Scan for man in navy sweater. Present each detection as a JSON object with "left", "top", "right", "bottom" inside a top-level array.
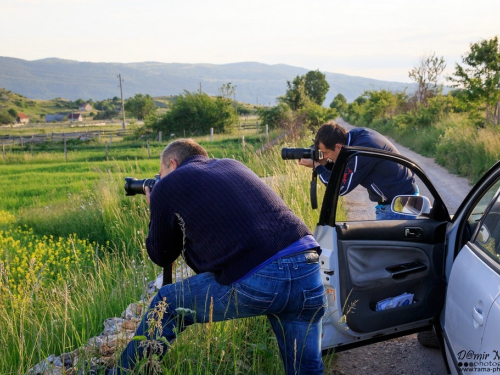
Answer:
[
  {"left": 113, "top": 139, "right": 326, "bottom": 374},
  {"left": 298, "top": 121, "right": 418, "bottom": 220}
]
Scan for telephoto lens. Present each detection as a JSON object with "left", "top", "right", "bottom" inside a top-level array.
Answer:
[
  {"left": 281, "top": 147, "right": 313, "bottom": 160},
  {"left": 124, "top": 174, "right": 160, "bottom": 196}
]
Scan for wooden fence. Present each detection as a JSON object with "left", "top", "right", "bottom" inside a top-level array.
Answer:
[{"left": 0, "top": 129, "right": 135, "bottom": 146}]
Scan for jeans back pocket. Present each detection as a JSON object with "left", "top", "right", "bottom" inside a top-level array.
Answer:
[
  {"left": 220, "top": 282, "right": 278, "bottom": 317},
  {"left": 298, "top": 284, "right": 327, "bottom": 322}
]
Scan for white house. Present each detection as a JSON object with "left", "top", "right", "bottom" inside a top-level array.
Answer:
[
  {"left": 79, "top": 103, "right": 92, "bottom": 112},
  {"left": 68, "top": 113, "right": 83, "bottom": 122}
]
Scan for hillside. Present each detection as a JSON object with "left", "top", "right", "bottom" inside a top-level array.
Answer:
[{"left": 0, "top": 57, "right": 416, "bottom": 105}]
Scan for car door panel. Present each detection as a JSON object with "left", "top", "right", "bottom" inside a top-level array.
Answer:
[{"left": 337, "top": 222, "right": 447, "bottom": 334}]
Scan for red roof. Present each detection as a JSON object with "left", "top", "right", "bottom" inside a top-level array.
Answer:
[{"left": 17, "top": 112, "right": 28, "bottom": 119}]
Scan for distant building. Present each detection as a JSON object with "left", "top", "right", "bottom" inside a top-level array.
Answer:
[
  {"left": 79, "top": 103, "right": 92, "bottom": 112},
  {"left": 45, "top": 114, "right": 65, "bottom": 122},
  {"left": 16, "top": 112, "right": 29, "bottom": 124},
  {"left": 68, "top": 113, "right": 83, "bottom": 122}
]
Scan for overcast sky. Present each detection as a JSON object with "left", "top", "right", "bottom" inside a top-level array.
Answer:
[{"left": 1, "top": 0, "right": 498, "bottom": 83}]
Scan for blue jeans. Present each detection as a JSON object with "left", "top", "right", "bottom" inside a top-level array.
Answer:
[
  {"left": 375, "top": 204, "right": 416, "bottom": 220},
  {"left": 115, "top": 251, "right": 327, "bottom": 375}
]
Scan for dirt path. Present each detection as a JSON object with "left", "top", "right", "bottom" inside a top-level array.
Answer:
[{"left": 326, "top": 118, "right": 473, "bottom": 375}]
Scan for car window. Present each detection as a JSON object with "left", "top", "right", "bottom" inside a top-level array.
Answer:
[
  {"left": 338, "top": 155, "right": 437, "bottom": 222},
  {"left": 473, "top": 186, "right": 500, "bottom": 266}
]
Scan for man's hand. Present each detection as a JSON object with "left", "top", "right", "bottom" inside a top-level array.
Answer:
[
  {"left": 298, "top": 158, "right": 328, "bottom": 169},
  {"left": 298, "top": 158, "right": 314, "bottom": 168},
  {"left": 145, "top": 186, "right": 151, "bottom": 207}
]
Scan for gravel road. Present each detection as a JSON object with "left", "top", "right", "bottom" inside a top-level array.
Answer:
[{"left": 325, "top": 119, "right": 473, "bottom": 375}]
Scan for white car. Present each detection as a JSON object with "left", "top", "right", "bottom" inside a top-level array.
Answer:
[{"left": 317, "top": 146, "right": 500, "bottom": 375}]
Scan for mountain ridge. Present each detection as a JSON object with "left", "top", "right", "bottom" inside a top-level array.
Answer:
[{"left": 0, "top": 56, "right": 416, "bottom": 105}]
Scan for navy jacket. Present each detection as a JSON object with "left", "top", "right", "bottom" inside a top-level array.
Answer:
[
  {"left": 315, "top": 128, "right": 417, "bottom": 203},
  {"left": 146, "top": 155, "right": 313, "bottom": 285}
]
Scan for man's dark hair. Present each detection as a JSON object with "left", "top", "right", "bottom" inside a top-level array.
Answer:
[
  {"left": 314, "top": 121, "right": 348, "bottom": 150},
  {"left": 161, "top": 138, "right": 208, "bottom": 166}
]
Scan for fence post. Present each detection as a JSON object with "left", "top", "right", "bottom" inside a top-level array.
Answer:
[
  {"left": 265, "top": 124, "right": 269, "bottom": 139},
  {"left": 64, "top": 136, "right": 67, "bottom": 161},
  {"left": 210, "top": 128, "right": 214, "bottom": 141},
  {"left": 110, "top": 134, "right": 112, "bottom": 146},
  {"left": 242, "top": 135, "right": 245, "bottom": 150},
  {"left": 256, "top": 121, "right": 259, "bottom": 131},
  {"left": 31, "top": 145, "right": 34, "bottom": 157},
  {"left": 105, "top": 141, "right": 108, "bottom": 161},
  {"left": 147, "top": 139, "right": 150, "bottom": 159},
  {"left": 2, "top": 142, "right": 4, "bottom": 159},
  {"left": 20, "top": 136, "right": 23, "bottom": 147},
  {"left": 159, "top": 131, "right": 162, "bottom": 144}
]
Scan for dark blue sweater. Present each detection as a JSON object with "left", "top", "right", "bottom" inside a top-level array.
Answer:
[
  {"left": 146, "top": 155, "right": 313, "bottom": 285},
  {"left": 315, "top": 127, "right": 417, "bottom": 203}
]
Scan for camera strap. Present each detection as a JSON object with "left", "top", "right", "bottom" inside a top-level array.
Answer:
[{"left": 310, "top": 170, "right": 318, "bottom": 210}]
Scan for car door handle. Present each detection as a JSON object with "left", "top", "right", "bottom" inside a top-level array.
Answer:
[{"left": 472, "top": 306, "right": 484, "bottom": 326}]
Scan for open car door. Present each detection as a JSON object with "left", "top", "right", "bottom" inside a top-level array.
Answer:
[{"left": 316, "top": 146, "right": 451, "bottom": 353}]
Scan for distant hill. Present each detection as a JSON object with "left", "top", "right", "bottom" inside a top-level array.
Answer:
[{"left": 0, "top": 56, "right": 416, "bottom": 105}]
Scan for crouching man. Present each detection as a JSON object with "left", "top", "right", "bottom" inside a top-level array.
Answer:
[{"left": 111, "top": 139, "right": 327, "bottom": 374}]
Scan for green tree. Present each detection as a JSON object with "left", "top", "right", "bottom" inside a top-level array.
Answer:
[
  {"left": 329, "top": 93, "right": 348, "bottom": 114},
  {"left": 93, "top": 110, "right": 115, "bottom": 120},
  {"left": 304, "top": 70, "right": 330, "bottom": 106},
  {"left": 7, "top": 108, "right": 17, "bottom": 118},
  {"left": 257, "top": 102, "right": 294, "bottom": 129},
  {"left": 409, "top": 53, "right": 446, "bottom": 106},
  {"left": 124, "top": 94, "right": 157, "bottom": 120},
  {"left": 298, "top": 102, "right": 337, "bottom": 129},
  {"left": 283, "top": 75, "right": 310, "bottom": 111},
  {"left": 449, "top": 37, "right": 500, "bottom": 125}
]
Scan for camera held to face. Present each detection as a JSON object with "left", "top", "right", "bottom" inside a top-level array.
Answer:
[
  {"left": 281, "top": 146, "right": 324, "bottom": 161},
  {"left": 124, "top": 174, "right": 160, "bottom": 196}
]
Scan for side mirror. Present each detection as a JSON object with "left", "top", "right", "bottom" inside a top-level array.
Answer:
[{"left": 391, "top": 195, "right": 432, "bottom": 216}]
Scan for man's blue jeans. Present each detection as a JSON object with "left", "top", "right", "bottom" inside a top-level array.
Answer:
[{"left": 115, "top": 252, "right": 327, "bottom": 374}]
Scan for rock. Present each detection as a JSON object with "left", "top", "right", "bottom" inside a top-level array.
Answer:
[
  {"left": 28, "top": 360, "right": 49, "bottom": 375},
  {"left": 98, "top": 344, "right": 115, "bottom": 357},
  {"left": 121, "top": 320, "right": 139, "bottom": 331},
  {"left": 102, "top": 318, "right": 124, "bottom": 335},
  {"left": 121, "top": 303, "right": 143, "bottom": 320}
]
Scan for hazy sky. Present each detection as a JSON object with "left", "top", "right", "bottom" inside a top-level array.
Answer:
[{"left": 1, "top": 0, "right": 498, "bottom": 83}]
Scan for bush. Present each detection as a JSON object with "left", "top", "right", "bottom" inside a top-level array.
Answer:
[
  {"left": 0, "top": 111, "right": 14, "bottom": 125},
  {"left": 151, "top": 91, "right": 238, "bottom": 136}
]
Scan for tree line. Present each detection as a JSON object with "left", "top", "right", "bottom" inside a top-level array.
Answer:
[{"left": 337, "top": 36, "right": 500, "bottom": 129}]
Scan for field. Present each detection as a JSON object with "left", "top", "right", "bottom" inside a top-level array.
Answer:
[{"left": 0, "top": 122, "right": 334, "bottom": 374}]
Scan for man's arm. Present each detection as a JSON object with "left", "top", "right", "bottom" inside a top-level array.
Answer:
[
  {"left": 298, "top": 159, "right": 333, "bottom": 186},
  {"left": 338, "top": 156, "right": 375, "bottom": 196},
  {"left": 145, "top": 186, "right": 183, "bottom": 269}
]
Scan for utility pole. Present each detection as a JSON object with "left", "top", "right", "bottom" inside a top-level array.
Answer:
[
  {"left": 199, "top": 82, "right": 202, "bottom": 94},
  {"left": 118, "top": 74, "right": 126, "bottom": 129}
]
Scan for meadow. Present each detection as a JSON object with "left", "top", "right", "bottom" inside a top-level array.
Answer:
[{"left": 0, "top": 124, "right": 335, "bottom": 374}]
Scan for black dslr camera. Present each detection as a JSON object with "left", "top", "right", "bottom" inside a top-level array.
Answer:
[
  {"left": 281, "top": 146, "right": 323, "bottom": 161},
  {"left": 281, "top": 145, "right": 324, "bottom": 210},
  {"left": 124, "top": 174, "right": 160, "bottom": 196}
]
